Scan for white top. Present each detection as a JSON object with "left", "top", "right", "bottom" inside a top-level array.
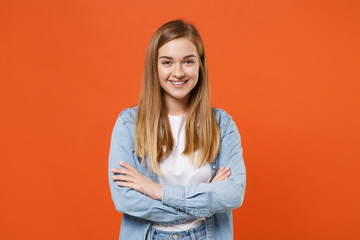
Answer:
[{"left": 152, "top": 115, "right": 211, "bottom": 231}]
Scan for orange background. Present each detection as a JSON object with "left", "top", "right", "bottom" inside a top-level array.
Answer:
[{"left": 1, "top": 0, "right": 359, "bottom": 239}]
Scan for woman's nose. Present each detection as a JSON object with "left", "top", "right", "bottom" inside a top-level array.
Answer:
[{"left": 173, "top": 63, "right": 185, "bottom": 78}]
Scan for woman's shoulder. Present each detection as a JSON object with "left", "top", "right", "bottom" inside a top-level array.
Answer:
[
  {"left": 212, "top": 107, "right": 233, "bottom": 126},
  {"left": 112, "top": 106, "right": 137, "bottom": 138},
  {"left": 117, "top": 106, "right": 138, "bottom": 124},
  {"left": 212, "top": 107, "right": 239, "bottom": 139}
]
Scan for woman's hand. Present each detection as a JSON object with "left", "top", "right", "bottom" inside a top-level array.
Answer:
[
  {"left": 111, "top": 161, "right": 163, "bottom": 200},
  {"left": 211, "top": 166, "right": 231, "bottom": 183}
]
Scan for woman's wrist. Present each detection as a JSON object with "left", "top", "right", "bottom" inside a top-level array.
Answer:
[{"left": 156, "top": 184, "right": 163, "bottom": 200}]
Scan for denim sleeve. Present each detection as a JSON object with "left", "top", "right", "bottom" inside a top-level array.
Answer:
[
  {"left": 108, "top": 115, "right": 197, "bottom": 225},
  {"left": 162, "top": 118, "right": 246, "bottom": 217}
]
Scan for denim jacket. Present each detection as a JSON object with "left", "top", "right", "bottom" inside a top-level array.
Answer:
[{"left": 108, "top": 106, "right": 246, "bottom": 240}]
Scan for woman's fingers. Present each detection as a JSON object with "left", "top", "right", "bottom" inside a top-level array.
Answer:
[
  {"left": 211, "top": 166, "right": 231, "bottom": 182},
  {"left": 216, "top": 167, "right": 228, "bottom": 177},
  {"left": 111, "top": 168, "right": 126, "bottom": 174},
  {"left": 111, "top": 174, "right": 129, "bottom": 181},
  {"left": 218, "top": 171, "right": 231, "bottom": 181},
  {"left": 111, "top": 162, "right": 144, "bottom": 187},
  {"left": 116, "top": 180, "right": 131, "bottom": 188},
  {"left": 111, "top": 171, "right": 138, "bottom": 190},
  {"left": 119, "top": 161, "right": 141, "bottom": 176},
  {"left": 111, "top": 161, "right": 139, "bottom": 178},
  {"left": 211, "top": 167, "right": 223, "bottom": 182},
  {"left": 111, "top": 162, "right": 163, "bottom": 200},
  {"left": 119, "top": 161, "right": 138, "bottom": 172}
]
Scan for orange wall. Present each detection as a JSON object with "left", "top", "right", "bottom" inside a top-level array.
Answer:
[{"left": 1, "top": 0, "right": 359, "bottom": 239}]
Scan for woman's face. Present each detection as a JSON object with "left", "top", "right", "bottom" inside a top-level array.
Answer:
[{"left": 157, "top": 37, "right": 200, "bottom": 107}]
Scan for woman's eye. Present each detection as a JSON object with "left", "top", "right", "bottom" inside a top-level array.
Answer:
[
  {"left": 162, "top": 61, "right": 172, "bottom": 65},
  {"left": 185, "top": 60, "right": 194, "bottom": 64}
]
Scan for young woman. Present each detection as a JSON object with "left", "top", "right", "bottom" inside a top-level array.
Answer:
[{"left": 108, "top": 20, "right": 246, "bottom": 240}]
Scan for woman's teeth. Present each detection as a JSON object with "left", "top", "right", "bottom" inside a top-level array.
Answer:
[{"left": 170, "top": 81, "right": 187, "bottom": 85}]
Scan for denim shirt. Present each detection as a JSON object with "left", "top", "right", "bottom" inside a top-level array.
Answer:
[{"left": 108, "top": 107, "right": 246, "bottom": 240}]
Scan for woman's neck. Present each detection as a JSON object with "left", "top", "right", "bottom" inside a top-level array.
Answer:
[{"left": 164, "top": 94, "right": 189, "bottom": 116}]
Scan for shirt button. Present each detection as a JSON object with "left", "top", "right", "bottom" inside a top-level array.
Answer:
[{"left": 212, "top": 165, "right": 216, "bottom": 169}]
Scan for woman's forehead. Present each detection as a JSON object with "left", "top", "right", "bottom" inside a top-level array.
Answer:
[{"left": 158, "top": 38, "right": 198, "bottom": 58}]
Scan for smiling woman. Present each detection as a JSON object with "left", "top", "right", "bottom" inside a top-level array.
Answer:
[
  {"left": 108, "top": 20, "right": 246, "bottom": 240},
  {"left": 157, "top": 38, "right": 199, "bottom": 110}
]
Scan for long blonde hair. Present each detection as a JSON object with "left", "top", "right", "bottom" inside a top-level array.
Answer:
[{"left": 135, "top": 20, "right": 220, "bottom": 174}]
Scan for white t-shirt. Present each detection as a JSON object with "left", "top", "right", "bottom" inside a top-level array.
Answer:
[{"left": 152, "top": 115, "right": 211, "bottom": 231}]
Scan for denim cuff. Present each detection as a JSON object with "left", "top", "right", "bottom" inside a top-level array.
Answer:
[{"left": 162, "top": 185, "right": 185, "bottom": 209}]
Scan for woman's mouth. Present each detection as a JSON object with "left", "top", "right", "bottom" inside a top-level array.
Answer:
[{"left": 169, "top": 80, "right": 188, "bottom": 88}]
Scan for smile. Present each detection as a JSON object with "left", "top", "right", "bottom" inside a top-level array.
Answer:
[{"left": 169, "top": 80, "right": 188, "bottom": 85}]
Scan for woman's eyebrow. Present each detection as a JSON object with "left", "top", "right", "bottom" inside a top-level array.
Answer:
[
  {"left": 183, "top": 54, "right": 197, "bottom": 59},
  {"left": 159, "top": 56, "right": 173, "bottom": 59},
  {"left": 159, "top": 55, "right": 197, "bottom": 59}
]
